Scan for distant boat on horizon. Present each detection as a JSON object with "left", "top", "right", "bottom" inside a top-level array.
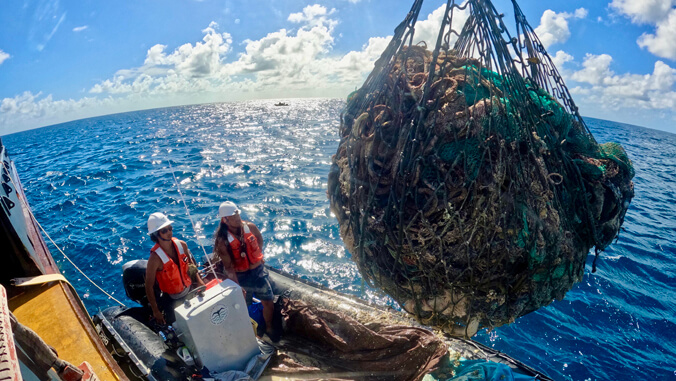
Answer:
[{"left": 274, "top": 102, "right": 289, "bottom": 106}]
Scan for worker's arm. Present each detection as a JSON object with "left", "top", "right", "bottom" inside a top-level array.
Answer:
[
  {"left": 181, "top": 241, "right": 205, "bottom": 286},
  {"left": 249, "top": 222, "right": 265, "bottom": 262},
  {"left": 145, "top": 254, "right": 165, "bottom": 324}
]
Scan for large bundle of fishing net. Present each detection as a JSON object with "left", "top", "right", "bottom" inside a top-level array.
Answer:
[{"left": 328, "top": 0, "right": 634, "bottom": 337}]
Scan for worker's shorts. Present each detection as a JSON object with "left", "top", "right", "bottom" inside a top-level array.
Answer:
[{"left": 236, "top": 264, "right": 274, "bottom": 304}]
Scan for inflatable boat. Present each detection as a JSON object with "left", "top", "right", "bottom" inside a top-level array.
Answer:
[{"left": 93, "top": 259, "right": 554, "bottom": 380}]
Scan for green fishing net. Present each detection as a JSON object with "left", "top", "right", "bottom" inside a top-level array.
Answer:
[{"left": 327, "top": 0, "right": 634, "bottom": 337}]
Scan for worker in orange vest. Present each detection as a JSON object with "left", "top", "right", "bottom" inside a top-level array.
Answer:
[
  {"left": 145, "top": 212, "right": 204, "bottom": 324},
  {"left": 213, "top": 201, "right": 278, "bottom": 341}
]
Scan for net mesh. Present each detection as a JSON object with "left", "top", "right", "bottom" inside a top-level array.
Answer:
[{"left": 328, "top": 0, "right": 635, "bottom": 337}]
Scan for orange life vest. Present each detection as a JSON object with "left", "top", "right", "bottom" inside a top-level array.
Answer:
[
  {"left": 151, "top": 237, "right": 192, "bottom": 295},
  {"left": 228, "top": 223, "right": 264, "bottom": 272}
]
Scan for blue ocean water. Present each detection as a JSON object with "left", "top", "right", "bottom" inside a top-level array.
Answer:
[{"left": 3, "top": 99, "right": 675, "bottom": 380}]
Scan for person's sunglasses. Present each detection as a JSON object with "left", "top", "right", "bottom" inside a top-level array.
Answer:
[
  {"left": 224, "top": 212, "right": 239, "bottom": 220},
  {"left": 160, "top": 226, "right": 173, "bottom": 234}
]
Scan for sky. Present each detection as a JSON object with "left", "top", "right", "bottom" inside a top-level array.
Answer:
[{"left": 1, "top": 0, "right": 676, "bottom": 135}]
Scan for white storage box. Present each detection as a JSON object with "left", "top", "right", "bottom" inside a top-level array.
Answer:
[{"left": 173, "top": 279, "right": 260, "bottom": 372}]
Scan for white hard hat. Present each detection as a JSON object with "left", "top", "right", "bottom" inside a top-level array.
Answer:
[
  {"left": 147, "top": 212, "right": 174, "bottom": 235},
  {"left": 218, "top": 201, "right": 240, "bottom": 218}
]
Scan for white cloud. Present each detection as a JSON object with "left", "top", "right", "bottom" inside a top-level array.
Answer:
[
  {"left": 535, "top": 10, "right": 570, "bottom": 49},
  {"left": 176, "top": 22, "right": 232, "bottom": 77},
  {"left": 611, "top": 0, "right": 676, "bottom": 60},
  {"left": 534, "top": 8, "right": 587, "bottom": 49},
  {"left": 551, "top": 50, "right": 574, "bottom": 70},
  {"left": 288, "top": 4, "right": 336, "bottom": 28},
  {"left": 571, "top": 53, "right": 614, "bottom": 85},
  {"left": 610, "top": 0, "right": 674, "bottom": 24},
  {"left": 90, "top": 75, "right": 133, "bottom": 94},
  {"left": 574, "top": 8, "right": 589, "bottom": 19},
  {"left": 0, "top": 50, "right": 9, "bottom": 65},
  {"left": 73, "top": 25, "right": 88, "bottom": 32},
  {"left": 144, "top": 44, "right": 168, "bottom": 66},
  {"left": 226, "top": 29, "right": 331, "bottom": 78},
  {"left": 637, "top": 10, "right": 676, "bottom": 60},
  {"left": 0, "top": 91, "right": 112, "bottom": 133},
  {"left": 93, "top": 21, "right": 233, "bottom": 96},
  {"left": 142, "top": 21, "right": 233, "bottom": 78},
  {"left": 2, "top": 4, "right": 383, "bottom": 133},
  {"left": 411, "top": 3, "right": 470, "bottom": 49},
  {"left": 565, "top": 53, "right": 676, "bottom": 117},
  {"left": 315, "top": 36, "right": 390, "bottom": 84},
  {"left": 86, "top": 4, "right": 372, "bottom": 97}
]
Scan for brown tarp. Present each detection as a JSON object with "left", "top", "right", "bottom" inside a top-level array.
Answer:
[{"left": 268, "top": 298, "right": 448, "bottom": 381}]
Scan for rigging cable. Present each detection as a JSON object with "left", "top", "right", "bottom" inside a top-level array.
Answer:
[
  {"left": 2, "top": 161, "right": 126, "bottom": 307},
  {"left": 167, "top": 160, "right": 219, "bottom": 280}
]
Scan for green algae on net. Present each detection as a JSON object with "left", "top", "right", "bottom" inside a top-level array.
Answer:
[{"left": 327, "top": 0, "right": 634, "bottom": 337}]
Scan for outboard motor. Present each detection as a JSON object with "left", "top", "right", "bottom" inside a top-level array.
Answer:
[{"left": 122, "top": 259, "right": 158, "bottom": 308}]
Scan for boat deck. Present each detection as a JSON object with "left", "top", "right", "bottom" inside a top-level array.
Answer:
[{"left": 10, "top": 282, "right": 122, "bottom": 380}]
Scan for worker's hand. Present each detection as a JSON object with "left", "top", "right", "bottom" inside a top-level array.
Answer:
[
  {"left": 188, "top": 264, "right": 204, "bottom": 285},
  {"left": 152, "top": 309, "right": 166, "bottom": 325}
]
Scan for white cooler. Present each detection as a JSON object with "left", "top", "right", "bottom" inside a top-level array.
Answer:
[{"left": 172, "top": 279, "right": 260, "bottom": 372}]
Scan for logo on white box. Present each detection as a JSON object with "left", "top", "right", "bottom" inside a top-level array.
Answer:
[{"left": 210, "top": 304, "right": 229, "bottom": 325}]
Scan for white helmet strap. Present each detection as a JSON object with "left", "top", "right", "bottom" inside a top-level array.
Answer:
[
  {"left": 155, "top": 238, "right": 185, "bottom": 263},
  {"left": 157, "top": 231, "right": 172, "bottom": 242}
]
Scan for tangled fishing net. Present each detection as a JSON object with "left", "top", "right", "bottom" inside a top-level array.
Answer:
[{"left": 328, "top": 0, "right": 634, "bottom": 337}]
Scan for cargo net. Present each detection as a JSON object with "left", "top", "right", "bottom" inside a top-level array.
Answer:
[{"left": 328, "top": 0, "right": 635, "bottom": 337}]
